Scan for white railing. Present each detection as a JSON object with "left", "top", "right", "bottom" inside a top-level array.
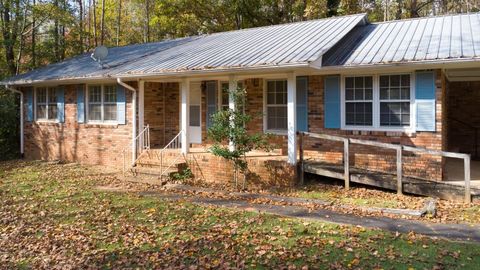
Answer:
[
  {"left": 123, "top": 125, "right": 150, "bottom": 173},
  {"left": 157, "top": 130, "right": 184, "bottom": 179},
  {"left": 298, "top": 131, "right": 472, "bottom": 203}
]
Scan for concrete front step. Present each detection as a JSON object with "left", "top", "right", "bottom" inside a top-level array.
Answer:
[
  {"left": 136, "top": 159, "right": 186, "bottom": 169},
  {"left": 132, "top": 166, "right": 178, "bottom": 177}
]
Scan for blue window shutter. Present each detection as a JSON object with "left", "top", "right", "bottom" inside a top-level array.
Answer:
[
  {"left": 206, "top": 81, "right": 217, "bottom": 128},
  {"left": 415, "top": 71, "right": 436, "bottom": 131},
  {"left": 77, "top": 85, "right": 85, "bottom": 123},
  {"left": 117, "top": 85, "right": 126, "bottom": 125},
  {"left": 56, "top": 86, "right": 65, "bottom": 123},
  {"left": 296, "top": 76, "right": 308, "bottom": 132},
  {"left": 26, "top": 88, "right": 34, "bottom": 122},
  {"left": 324, "top": 76, "right": 341, "bottom": 129}
]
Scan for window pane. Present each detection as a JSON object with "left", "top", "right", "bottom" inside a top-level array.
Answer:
[
  {"left": 189, "top": 105, "right": 200, "bottom": 126},
  {"left": 89, "top": 104, "right": 102, "bottom": 121},
  {"left": 104, "top": 104, "right": 117, "bottom": 121},
  {"left": 380, "top": 76, "right": 389, "bottom": 87},
  {"left": 364, "top": 76, "right": 373, "bottom": 88},
  {"left": 354, "top": 88, "right": 364, "bottom": 100},
  {"left": 345, "top": 77, "right": 354, "bottom": 88},
  {"left": 37, "top": 88, "right": 46, "bottom": 103},
  {"left": 390, "top": 75, "right": 400, "bottom": 87},
  {"left": 89, "top": 86, "right": 101, "bottom": 102},
  {"left": 267, "top": 107, "right": 276, "bottom": 130},
  {"left": 390, "top": 87, "right": 400, "bottom": 99},
  {"left": 37, "top": 105, "right": 47, "bottom": 119},
  {"left": 380, "top": 102, "right": 410, "bottom": 126},
  {"left": 48, "top": 104, "right": 57, "bottom": 120},
  {"left": 345, "top": 102, "right": 372, "bottom": 126},
  {"left": 48, "top": 88, "right": 57, "bottom": 103},
  {"left": 354, "top": 77, "right": 363, "bottom": 89},
  {"left": 380, "top": 88, "right": 389, "bottom": 99},
  {"left": 401, "top": 74, "right": 410, "bottom": 87},
  {"left": 364, "top": 88, "right": 372, "bottom": 100},
  {"left": 104, "top": 85, "right": 117, "bottom": 103},
  {"left": 345, "top": 89, "right": 354, "bottom": 100},
  {"left": 401, "top": 87, "right": 410, "bottom": 99}
]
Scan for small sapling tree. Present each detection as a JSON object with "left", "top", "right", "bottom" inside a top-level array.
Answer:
[{"left": 207, "top": 85, "right": 272, "bottom": 189}]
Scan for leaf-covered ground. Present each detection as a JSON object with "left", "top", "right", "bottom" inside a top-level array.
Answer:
[
  {"left": 1, "top": 160, "right": 479, "bottom": 269},
  {"left": 276, "top": 181, "right": 480, "bottom": 224}
]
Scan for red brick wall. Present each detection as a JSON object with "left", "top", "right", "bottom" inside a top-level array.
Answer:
[
  {"left": 144, "top": 82, "right": 180, "bottom": 148},
  {"left": 303, "top": 71, "right": 445, "bottom": 181},
  {"left": 22, "top": 84, "right": 134, "bottom": 167},
  {"left": 446, "top": 80, "right": 480, "bottom": 156}
]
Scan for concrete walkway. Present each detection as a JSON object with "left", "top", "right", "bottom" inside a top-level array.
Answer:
[{"left": 141, "top": 192, "right": 480, "bottom": 243}]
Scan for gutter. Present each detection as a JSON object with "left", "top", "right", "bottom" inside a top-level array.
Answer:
[
  {"left": 5, "top": 85, "right": 24, "bottom": 157},
  {"left": 116, "top": 78, "right": 137, "bottom": 166}
]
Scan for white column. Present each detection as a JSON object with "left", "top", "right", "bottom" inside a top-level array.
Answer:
[
  {"left": 138, "top": 80, "right": 145, "bottom": 132},
  {"left": 287, "top": 72, "right": 297, "bottom": 165},
  {"left": 181, "top": 78, "right": 190, "bottom": 154},
  {"left": 228, "top": 74, "right": 236, "bottom": 151}
]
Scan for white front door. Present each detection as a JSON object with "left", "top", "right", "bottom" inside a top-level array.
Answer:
[{"left": 189, "top": 82, "right": 202, "bottom": 144}]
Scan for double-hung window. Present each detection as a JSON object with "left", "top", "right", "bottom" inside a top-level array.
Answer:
[
  {"left": 342, "top": 74, "right": 412, "bottom": 131},
  {"left": 36, "top": 87, "right": 57, "bottom": 121},
  {"left": 379, "top": 74, "right": 410, "bottom": 127},
  {"left": 88, "top": 85, "right": 117, "bottom": 123},
  {"left": 266, "top": 80, "right": 287, "bottom": 131},
  {"left": 345, "top": 76, "right": 373, "bottom": 126}
]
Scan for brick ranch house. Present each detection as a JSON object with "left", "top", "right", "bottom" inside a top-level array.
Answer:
[{"left": 2, "top": 13, "right": 480, "bottom": 198}]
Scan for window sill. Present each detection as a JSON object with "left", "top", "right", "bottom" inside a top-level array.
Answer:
[
  {"left": 342, "top": 126, "right": 416, "bottom": 137},
  {"left": 265, "top": 130, "right": 288, "bottom": 136},
  {"left": 84, "top": 122, "right": 119, "bottom": 128},
  {"left": 34, "top": 120, "right": 62, "bottom": 126}
]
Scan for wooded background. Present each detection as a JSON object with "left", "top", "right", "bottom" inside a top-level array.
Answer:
[{"left": 0, "top": 0, "right": 478, "bottom": 159}]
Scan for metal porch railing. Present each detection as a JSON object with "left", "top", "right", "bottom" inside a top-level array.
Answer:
[{"left": 123, "top": 125, "right": 150, "bottom": 173}]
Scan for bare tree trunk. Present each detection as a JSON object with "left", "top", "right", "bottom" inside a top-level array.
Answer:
[
  {"left": 31, "top": 0, "right": 36, "bottom": 69},
  {"left": 116, "top": 0, "right": 121, "bottom": 46},
  {"left": 144, "top": 0, "right": 150, "bottom": 43},
  {"left": 100, "top": 0, "right": 105, "bottom": 45},
  {"left": 93, "top": 0, "right": 97, "bottom": 46},
  {"left": 77, "top": 0, "right": 84, "bottom": 53},
  {"left": 53, "top": 0, "right": 60, "bottom": 61}
]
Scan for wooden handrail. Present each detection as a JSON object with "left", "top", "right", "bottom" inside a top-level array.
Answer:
[{"left": 298, "top": 131, "right": 472, "bottom": 203}]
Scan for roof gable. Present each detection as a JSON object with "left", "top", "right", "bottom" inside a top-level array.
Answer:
[{"left": 323, "top": 12, "right": 480, "bottom": 67}]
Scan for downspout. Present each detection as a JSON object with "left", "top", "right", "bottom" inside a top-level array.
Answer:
[
  {"left": 116, "top": 78, "right": 137, "bottom": 165},
  {"left": 6, "top": 85, "right": 24, "bottom": 158}
]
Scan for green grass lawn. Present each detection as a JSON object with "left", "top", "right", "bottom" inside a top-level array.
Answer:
[{"left": 1, "top": 160, "right": 479, "bottom": 269}]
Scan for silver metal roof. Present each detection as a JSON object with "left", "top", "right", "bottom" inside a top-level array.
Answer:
[
  {"left": 2, "top": 14, "right": 366, "bottom": 85},
  {"left": 322, "top": 13, "right": 480, "bottom": 67},
  {"left": 1, "top": 37, "right": 196, "bottom": 85},
  {"left": 112, "top": 14, "right": 366, "bottom": 76}
]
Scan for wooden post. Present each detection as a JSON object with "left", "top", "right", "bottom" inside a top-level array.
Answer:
[
  {"left": 344, "top": 138, "right": 350, "bottom": 190},
  {"left": 396, "top": 145, "right": 402, "bottom": 195},
  {"left": 465, "top": 155, "right": 471, "bottom": 203},
  {"left": 298, "top": 132, "right": 304, "bottom": 185}
]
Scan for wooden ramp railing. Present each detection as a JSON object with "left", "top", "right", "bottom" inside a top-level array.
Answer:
[{"left": 298, "top": 131, "right": 472, "bottom": 203}]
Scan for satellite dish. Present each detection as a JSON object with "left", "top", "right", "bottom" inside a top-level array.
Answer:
[{"left": 92, "top": 46, "right": 109, "bottom": 61}]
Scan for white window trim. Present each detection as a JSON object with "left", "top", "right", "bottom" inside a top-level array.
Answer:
[
  {"left": 263, "top": 78, "right": 288, "bottom": 135},
  {"left": 340, "top": 73, "right": 416, "bottom": 133},
  {"left": 34, "top": 86, "right": 59, "bottom": 123},
  {"left": 86, "top": 84, "right": 118, "bottom": 125}
]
